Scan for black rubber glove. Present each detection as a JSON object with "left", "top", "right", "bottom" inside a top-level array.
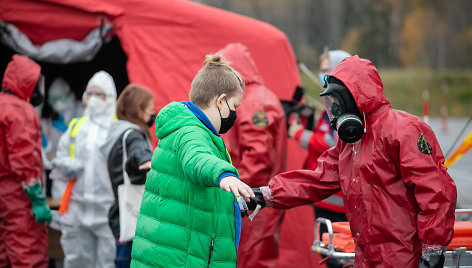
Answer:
[
  {"left": 247, "top": 188, "right": 266, "bottom": 210},
  {"left": 418, "top": 253, "right": 445, "bottom": 268}
]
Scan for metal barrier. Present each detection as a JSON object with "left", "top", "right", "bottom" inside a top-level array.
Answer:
[{"left": 312, "top": 214, "right": 472, "bottom": 267}]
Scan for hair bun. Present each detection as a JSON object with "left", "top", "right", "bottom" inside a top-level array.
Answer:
[{"left": 203, "top": 54, "right": 227, "bottom": 67}]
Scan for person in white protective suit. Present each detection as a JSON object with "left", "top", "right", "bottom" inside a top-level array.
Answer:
[
  {"left": 50, "top": 71, "right": 117, "bottom": 268},
  {"left": 42, "top": 77, "right": 83, "bottom": 199}
]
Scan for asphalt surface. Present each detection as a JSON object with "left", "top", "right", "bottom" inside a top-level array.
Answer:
[{"left": 427, "top": 117, "right": 472, "bottom": 220}]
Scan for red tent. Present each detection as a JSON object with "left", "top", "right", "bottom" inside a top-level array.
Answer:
[
  {"left": 1, "top": 0, "right": 311, "bottom": 169},
  {"left": 1, "top": 0, "right": 301, "bottom": 108},
  {"left": 1, "top": 0, "right": 319, "bottom": 266}
]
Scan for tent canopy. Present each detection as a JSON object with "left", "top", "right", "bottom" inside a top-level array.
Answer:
[
  {"left": 1, "top": 0, "right": 307, "bottom": 171},
  {"left": 0, "top": 0, "right": 301, "bottom": 110}
]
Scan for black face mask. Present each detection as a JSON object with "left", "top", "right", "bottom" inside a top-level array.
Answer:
[
  {"left": 146, "top": 113, "right": 156, "bottom": 127},
  {"left": 218, "top": 99, "right": 237, "bottom": 134},
  {"left": 320, "top": 77, "right": 364, "bottom": 143},
  {"left": 30, "top": 74, "right": 45, "bottom": 107}
]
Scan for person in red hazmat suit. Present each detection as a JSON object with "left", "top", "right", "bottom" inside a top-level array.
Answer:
[
  {"left": 246, "top": 56, "right": 457, "bottom": 267},
  {"left": 218, "top": 43, "right": 287, "bottom": 268},
  {"left": 289, "top": 49, "right": 351, "bottom": 216},
  {"left": 288, "top": 49, "right": 351, "bottom": 268},
  {"left": 0, "top": 54, "right": 52, "bottom": 268}
]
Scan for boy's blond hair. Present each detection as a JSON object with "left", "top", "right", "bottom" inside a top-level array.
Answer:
[{"left": 190, "top": 54, "right": 244, "bottom": 108}]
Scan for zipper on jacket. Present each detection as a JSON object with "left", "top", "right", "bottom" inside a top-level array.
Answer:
[{"left": 207, "top": 238, "right": 215, "bottom": 268}]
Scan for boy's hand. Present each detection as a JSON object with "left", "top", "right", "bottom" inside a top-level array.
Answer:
[{"left": 219, "top": 176, "right": 255, "bottom": 202}]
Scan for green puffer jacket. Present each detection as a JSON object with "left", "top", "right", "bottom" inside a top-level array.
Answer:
[{"left": 131, "top": 102, "right": 239, "bottom": 268}]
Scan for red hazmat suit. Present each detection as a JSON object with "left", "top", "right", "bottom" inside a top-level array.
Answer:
[
  {"left": 0, "top": 55, "right": 48, "bottom": 267},
  {"left": 219, "top": 43, "right": 287, "bottom": 268},
  {"left": 294, "top": 111, "right": 345, "bottom": 213},
  {"left": 268, "top": 56, "right": 457, "bottom": 267},
  {"left": 294, "top": 112, "right": 334, "bottom": 171}
]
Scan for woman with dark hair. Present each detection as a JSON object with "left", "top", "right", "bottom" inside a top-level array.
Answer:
[{"left": 101, "top": 84, "right": 155, "bottom": 268}]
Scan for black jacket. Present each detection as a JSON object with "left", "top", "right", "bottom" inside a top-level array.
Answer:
[{"left": 104, "top": 122, "right": 152, "bottom": 238}]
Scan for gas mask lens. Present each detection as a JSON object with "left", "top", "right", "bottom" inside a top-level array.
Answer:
[
  {"left": 322, "top": 94, "right": 342, "bottom": 121},
  {"left": 320, "top": 78, "right": 364, "bottom": 143}
]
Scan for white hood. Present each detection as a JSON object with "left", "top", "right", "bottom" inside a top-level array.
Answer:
[{"left": 82, "top": 70, "right": 117, "bottom": 125}]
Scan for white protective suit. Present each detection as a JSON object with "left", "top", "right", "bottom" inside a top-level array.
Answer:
[
  {"left": 43, "top": 77, "right": 83, "bottom": 199},
  {"left": 51, "top": 71, "right": 116, "bottom": 268}
]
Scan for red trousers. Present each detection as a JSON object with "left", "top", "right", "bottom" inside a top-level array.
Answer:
[
  {"left": 0, "top": 177, "right": 48, "bottom": 268},
  {"left": 237, "top": 209, "right": 284, "bottom": 268}
]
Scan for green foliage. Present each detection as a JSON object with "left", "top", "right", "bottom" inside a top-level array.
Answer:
[
  {"left": 301, "top": 69, "right": 472, "bottom": 117},
  {"left": 201, "top": 0, "right": 472, "bottom": 69},
  {"left": 300, "top": 73, "right": 323, "bottom": 99}
]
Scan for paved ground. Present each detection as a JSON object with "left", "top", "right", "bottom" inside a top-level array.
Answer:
[{"left": 428, "top": 117, "right": 472, "bottom": 220}]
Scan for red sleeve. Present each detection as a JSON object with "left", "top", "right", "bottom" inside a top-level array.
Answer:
[
  {"left": 294, "top": 119, "right": 332, "bottom": 158},
  {"left": 306, "top": 131, "right": 331, "bottom": 157},
  {"left": 6, "top": 105, "right": 43, "bottom": 185},
  {"left": 396, "top": 120, "right": 456, "bottom": 247},
  {"left": 236, "top": 110, "right": 277, "bottom": 187},
  {"left": 269, "top": 146, "right": 341, "bottom": 209},
  {"left": 294, "top": 128, "right": 304, "bottom": 141}
]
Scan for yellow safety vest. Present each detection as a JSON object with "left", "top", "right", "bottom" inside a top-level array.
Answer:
[{"left": 58, "top": 116, "right": 88, "bottom": 213}]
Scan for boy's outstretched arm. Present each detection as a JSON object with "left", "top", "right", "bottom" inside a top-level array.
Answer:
[
  {"left": 265, "top": 146, "right": 341, "bottom": 209},
  {"left": 220, "top": 176, "right": 255, "bottom": 202},
  {"left": 177, "top": 128, "right": 239, "bottom": 187}
]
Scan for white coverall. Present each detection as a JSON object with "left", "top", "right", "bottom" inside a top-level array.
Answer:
[
  {"left": 52, "top": 71, "right": 117, "bottom": 268},
  {"left": 43, "top": 77, "right": 83, "bottom": 199}
]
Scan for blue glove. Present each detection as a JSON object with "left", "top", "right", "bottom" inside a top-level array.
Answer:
[{"left": 52, "top": 114, "right": 67, "bottom": 133}]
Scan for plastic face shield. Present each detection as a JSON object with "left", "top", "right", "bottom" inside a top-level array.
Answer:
[
  {"left": 319, "top": 73, "right": 328, "bottom": 88},
  {"left": 321, "top": 94, "right": 343, "bottom": 122}
]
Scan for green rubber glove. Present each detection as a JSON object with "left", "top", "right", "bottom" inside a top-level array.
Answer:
[{"left": 23, "top": 183, "right": 52, "bottom": 224}]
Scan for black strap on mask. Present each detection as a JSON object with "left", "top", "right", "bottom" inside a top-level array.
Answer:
[
  {"left": 30, "top": 74, "right": 45, "bottom": 107},
  {"left": 1, "top": 89, "right": 18, "bottom": 96}
]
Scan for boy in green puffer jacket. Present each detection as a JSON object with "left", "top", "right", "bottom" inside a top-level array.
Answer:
[{"left": 131, "top": 54, "right": 255, "bottom": 268}]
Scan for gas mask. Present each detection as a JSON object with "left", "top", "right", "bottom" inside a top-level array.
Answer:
[
  {"left": 48, "top": 92, "right": 70, "bottom": 113},
  {"left": 218, "top": 99, "right": 237, "bottom": 134},
  {"left": 48, "top": 77, "right": 73, "bottom": 113},
  {"left": 320, "top": 77, "right": 364, "bottom": 143},
  {"left": 30, "top": 74, "right": 45, "bottom": 107}
]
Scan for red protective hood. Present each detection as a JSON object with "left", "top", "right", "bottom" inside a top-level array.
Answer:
[
  {"left": 330, "top": 55, "right": 391, "bottom": 114},
  {"left": 217, "top": 43, "right": 264, "bottom": 87},
  {"left": 1, "top": 54, "right": 40, "bottom": 101}
]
